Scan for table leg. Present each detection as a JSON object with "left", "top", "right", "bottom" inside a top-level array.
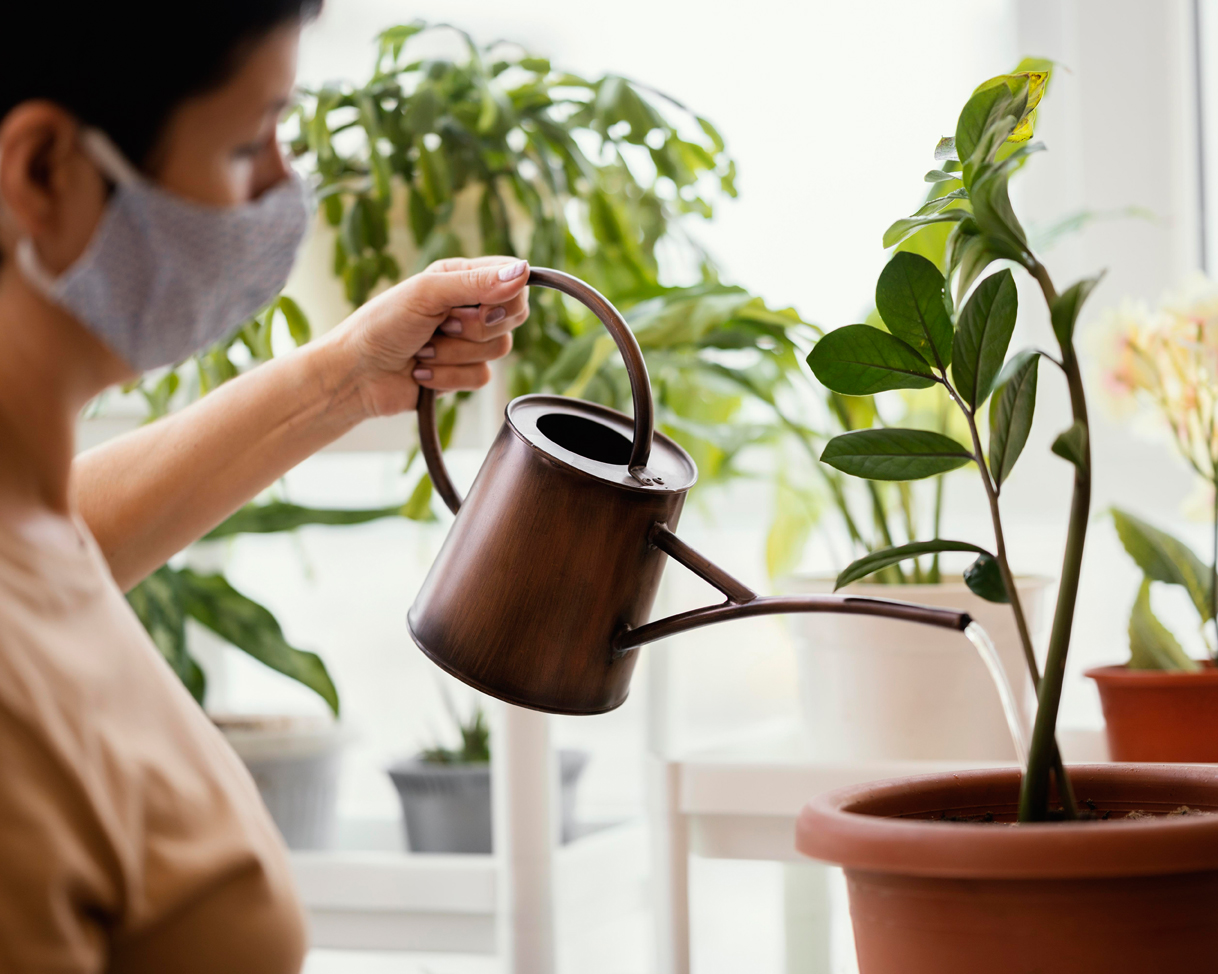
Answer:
[
  {"left": 492, "top": 702, "right": 557, "bottom": 974},
  {"left": 648, "top": 756, "right": 690, "bottom": 974},
  {"left": 783, "top": 861, "right": 832, "bottom": 974}
]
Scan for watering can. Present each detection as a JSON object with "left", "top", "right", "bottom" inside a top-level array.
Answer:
[{"left": 408, "top": 269, "right": 971, "bottom": 715}]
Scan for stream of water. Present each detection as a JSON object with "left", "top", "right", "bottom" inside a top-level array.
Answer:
[{"left": 963, "top": 621, "right": 1029, "bottom": 766}]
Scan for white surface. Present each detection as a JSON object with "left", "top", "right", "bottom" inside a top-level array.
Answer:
[{"left": 786, "top": 578, "right": 1048, "bottom": 763}]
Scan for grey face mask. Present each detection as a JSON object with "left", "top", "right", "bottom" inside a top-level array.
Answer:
[{"left": 16, "top": 128, "right": 310, "bottom": 371}]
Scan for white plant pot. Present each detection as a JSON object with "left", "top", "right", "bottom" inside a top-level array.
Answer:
[
  {"left": 214, "top": 715, "right": 349, "bottom": 850},
  {"left": 785, "top": 576, "right": 1051, "bottom": 762}
]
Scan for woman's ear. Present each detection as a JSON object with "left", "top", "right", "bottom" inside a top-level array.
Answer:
[{"left": 0, "top": 101, "right": 106, "bottom": 275}]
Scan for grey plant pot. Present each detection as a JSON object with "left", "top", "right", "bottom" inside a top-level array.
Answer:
[
  {"left": 388, "top": 749, "right": 589, "bottom": 854},
  {"left": 216, "top": 715, "right": 348, "bottom": 851}
]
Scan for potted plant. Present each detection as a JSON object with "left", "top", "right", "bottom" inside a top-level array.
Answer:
[
  {"left": 796, "top": 63, "right": 1218, "bottom": 970},
  {"left": 387, "top": 692, "right": 588, "bottom": 853},
  {"left": 1082, "top": 280, "right": 1218, "bottom": 759},
  {"left": 777, "top": 246, "right": 1048, "bottom": 764}
]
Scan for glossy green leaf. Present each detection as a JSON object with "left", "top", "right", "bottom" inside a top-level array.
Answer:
[
  {"left": 180, "top": 570, "right": 339, "bottom": 715},
  {"left": 1112, "top": 509, "right": 1214, "bottom": 621},
  {"left": 820, "top": 428, "right": 973, "bottom": 482},
  {"left": 924, "top": 169, "right": 960, "bottom": 184},
  {"left": 882, "top": 209, "right": 971, "bottom": 250},
  {"left": 951, "top": 269, "right": 1018, "bottom": 408},
  {"left": 963, "top": 552, "right": 1009, "bottom": 603},
  {"left": 1128, "top": 578, "right": 1200, "bottom": 671},
  {"left": 835, "top": 539, "right": 991, "bottom": 589},
  {"left": 807, "top": 325, "right": 937, "bottom": 395},
  {"left": 1051, "top": 274, "right": 1104, "bottom": 346},
  {"left": 1051, "top": 420, "right": 1089, "bottom": 471},
  {"left": 126, "top": 567, "right": 205, "bottom": 703},
  {"left": 276, "top": 295, "right": 311, "bottom": 347},
  {"left": 875, "top": 252, "right": 953, "bottom": 369},
  {"left": 205, "top": 501, "right": 405, "bottom": 540},
  {"left": 403, "top": 474, "right": 435, "bottom": 521},
  {"left": 956, "top": 82, "right": 1014, "bottom": 166},
  {"left": 987, "top": 349, "right": 1039, "bottom": 486}
]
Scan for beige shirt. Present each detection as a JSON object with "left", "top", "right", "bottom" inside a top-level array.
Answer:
[{"left": 0, "top": 514, "right": 306, "bottom": 973}]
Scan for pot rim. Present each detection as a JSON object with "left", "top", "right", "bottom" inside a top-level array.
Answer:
[
  {"left": 1086, "top": 663, "right": 1218, "bottom": 685},
  {"left": 797, "top": 764, "right": 1218, "bottom": 879}
]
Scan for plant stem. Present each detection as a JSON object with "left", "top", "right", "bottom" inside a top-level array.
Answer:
[
  {"left": 1019, "top": 262, "right": 1088, "bottom": 822},
  {"left": 929, "top": 472, "right": 944, "bottom": 583},
  {"left": 945, "top": 375, "right": 1077, "bottom": 819}
]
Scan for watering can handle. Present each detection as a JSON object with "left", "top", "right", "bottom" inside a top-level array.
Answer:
[{"left": 417, "top": 267, "right": 655, "bottom": 514}]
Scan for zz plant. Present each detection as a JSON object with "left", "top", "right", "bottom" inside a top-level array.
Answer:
[{"left": 808, "top": 61, "right": 1097, "bottom": 821}]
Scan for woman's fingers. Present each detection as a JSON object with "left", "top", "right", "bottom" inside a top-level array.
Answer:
[
  {"left": 434, "top": 291, "right": 529, "bottom": 342},
  {"left": 417, "top": 332, "right": 513, "bottom": 366},
  {"left": 411, "top": 362, "right": 494, "bottom": 393},
  {"left": 406, "top": 258, "right": 530, "bottom": 318}
]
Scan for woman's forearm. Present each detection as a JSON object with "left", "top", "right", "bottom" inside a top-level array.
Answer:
[{"left": 72, "top": 333, "right": 370, "bottom": 590}]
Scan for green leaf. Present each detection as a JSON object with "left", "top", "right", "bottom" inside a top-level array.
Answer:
[
  {"left": 807, "top": 325, "right": 937, "bottom": 396},
  {"left": 403, "top": 473, "right": 436, "bottom": 521},
  {"left": 179, "top": 570, "right": 339, "bottom": 715},
  {"left": 934, "top": 137, "right": 958, "bottom": 162},
  {"left": 408, "top": 186, "right": 435, "bottom": 247},
  {"left": 1112, "top": 509, "right": 1214, "bottom": 621},
  {"left": 924, "top": 169, "right": 961, "bottom": 184},
  {"left": 875, "top": 252, "right": 954, "bottom": 369},
  {"left": 987, "top": 349, "right": 1039, "bottom": 486},
  {"left": 956, "top": 82, "right": 1014, "bottom": 165},
  {"left": 820, "top": 428, "right": 973, "bottom": 482},
  {"left": 1051, "top": 420, "right": 1088, "bottom": 471},
  {"left": 205, "top": 501, "right": 406, "bottom": 540},
  {"left": 882, "top": 209, "right": 971, "bottom": 250},
  {"left": 1128, "top": 578, "right": 1200, "bottom": 671},
  {"left": 1050, "top": 273, "right": 1104, "bottom": 346},
  {"left": 276, "top": 295, "right": 311, "bottom": 347},
  {"left": 951, "top": 269, "right": 1018, "bottom": 408},
  {"left": 766, "top": 477, "right": 821, "bottom": 579},
  {"left": 835, "top": 539, "right": 992, "bottom": 589},
  {"left": 126, "top": 567, "right": 205, "bottom": 704},
  {"left": 963, "top": 552, "right": 1009, "bottom": 603}
]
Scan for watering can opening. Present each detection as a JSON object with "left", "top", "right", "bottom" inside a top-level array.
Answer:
[{"left": 536, "top": 412, "right": 633, "bottom": 466}]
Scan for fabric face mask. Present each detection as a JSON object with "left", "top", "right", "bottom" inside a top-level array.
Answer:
[{"left": 16, "top": 128, "right": 310, "bottom": 371}]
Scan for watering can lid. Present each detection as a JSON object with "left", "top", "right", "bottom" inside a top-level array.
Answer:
[{"left": 508, "top": 394, "right": 698, "bottom": 493}]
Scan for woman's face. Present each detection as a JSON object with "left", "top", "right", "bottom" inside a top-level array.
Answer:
[
  {"left": 0, "top": 22, "right": 302, "bottom": 287},
  {"left": 147, "top": 23, "right": 301, "bottom": 206}
]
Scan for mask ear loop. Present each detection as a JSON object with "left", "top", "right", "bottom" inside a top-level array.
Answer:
[{"left": 14, "top": 128, "right": 135, "bottom": 297}]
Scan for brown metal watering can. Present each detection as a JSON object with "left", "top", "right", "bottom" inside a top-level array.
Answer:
[{"left": 408, "top": 268, "right": 971, "bottom": 715}]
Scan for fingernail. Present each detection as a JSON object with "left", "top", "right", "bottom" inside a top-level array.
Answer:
[
  {"left": 485, "top": 307, "right": 506, "bottom": 326},
  {"left": 498, "top": 259, "right": 528, "bottom": 281},
  {"left": 416, "top": 344, "right": 436, "bottom": 359},
  {"left": 413, "top": 368, "right": 433, "bottom": 380},
  {"left": 440, "top": 317, "right": 462, "bottom": 335}
]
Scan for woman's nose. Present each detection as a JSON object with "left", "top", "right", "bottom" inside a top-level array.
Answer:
[{"left": 251, "top": 134, "right": 291, "bottom": 200}]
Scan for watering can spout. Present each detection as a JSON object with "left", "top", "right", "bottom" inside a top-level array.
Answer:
[{"left": 407, "top": 268, "right": 972, "bottom": 715}]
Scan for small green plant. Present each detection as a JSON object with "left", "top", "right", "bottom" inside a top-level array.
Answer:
[
  {"left": 420, "top": 690, "right": 490, "bottom": 764},
  {"left": 807, "top": 60, "right": 1102, "bottom": 821}
]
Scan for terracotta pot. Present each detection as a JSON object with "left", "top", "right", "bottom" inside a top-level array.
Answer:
[
  {"left": 1087, "top": 663, "right": 1218, "bottom": 761},
  {"left": 797, "top": 765, "right": 1218, "bottom": 973}
]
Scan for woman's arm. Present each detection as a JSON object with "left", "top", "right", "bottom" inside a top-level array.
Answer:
[{"left": 72, "top": 257, "right": 529, "bottom": 590}]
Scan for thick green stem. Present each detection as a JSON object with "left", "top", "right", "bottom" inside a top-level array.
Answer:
[
  {"left": 946, "top": 379, "right": 1076, "bottom": 817},
  {"left": 929, "top": 473, "right": 944, "bottom": 583},
  {"left": 1019, "top": 263, "right": 1089, "bottom": 822}
]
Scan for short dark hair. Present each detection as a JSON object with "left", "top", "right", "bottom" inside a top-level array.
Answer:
[{"left": 1, "top": 1, "right": 322, "bottom": 167}]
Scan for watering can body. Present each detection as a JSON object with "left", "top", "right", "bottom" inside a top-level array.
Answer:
[
  {"left": 408, "top": 269, "right": 971, "bottom": 716},
  {"left": 408, "top": 395, "right": 696, "bottom": 713}
]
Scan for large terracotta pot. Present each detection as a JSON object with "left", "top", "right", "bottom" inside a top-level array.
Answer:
[
  {"left": 797, "top": 765, "right": 1218, "bottom": 973},
  {"left": 1087, "top": 663, "right": 1218, "bottom": 761}
]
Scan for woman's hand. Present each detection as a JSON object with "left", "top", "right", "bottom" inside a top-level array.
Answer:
[{"left": 327, "top": 255, "right": 531, "bottom": 418}]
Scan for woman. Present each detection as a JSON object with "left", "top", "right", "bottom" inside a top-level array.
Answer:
[{"left": 0, "top": 3, "right": 529, "bottom": 970}]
